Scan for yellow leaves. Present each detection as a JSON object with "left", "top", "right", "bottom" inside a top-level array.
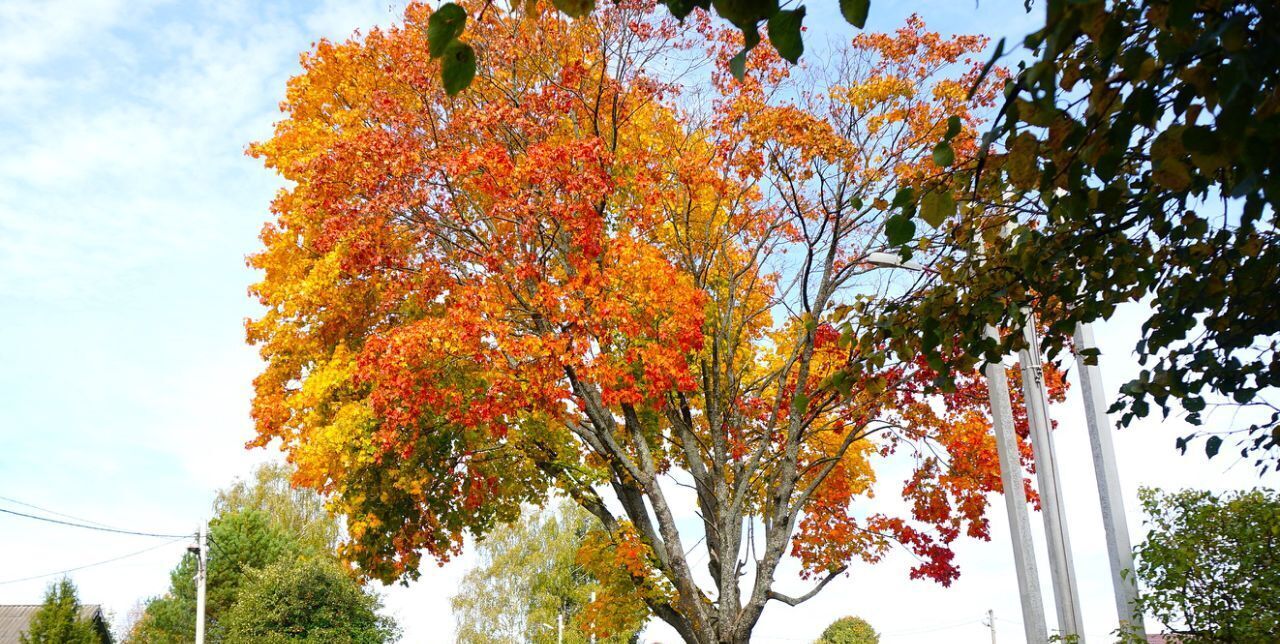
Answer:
[
  {"left": 576, "top": 522, "right": 663, "bottom": 638},
  {"left": 1005, "top": 132, "right": 1041, "bottom": 190},
  {"left": 836, "top": 74, "right": 918, "bottom": 113},
  {"left": 1151, "top": 126, "right": 1193, "bottom": 191}
]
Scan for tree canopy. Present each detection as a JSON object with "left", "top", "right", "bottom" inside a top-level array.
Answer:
[
  {"left": 434, "top": 0, "right": 1280, "bottom": 474},
  {"left": 221, "top": 557, "right": 399, "bottom": 643},
  {"left": 247, "top": 3, "right": 1066, "bottom": 641},
  {"left": 867, "top": 0, "right": 1280, "bottom": 473},
  {"left": 128, "top": 464, "right": 395, "bottom": 643},
  {"left": 452, "top": 501, "right": 643, "bottom": 643},
  {"left": 20, "top": 578, "right": 109, "bottom": 644},
  {"left": 1134, "top": 487, "right": 1280, "bottom": 641},
  {"left": 815, "top": 616, "right": 879, "bottom": 644}
]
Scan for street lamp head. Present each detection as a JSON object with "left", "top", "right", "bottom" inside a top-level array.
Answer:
[{"left": 866, "top": 251, "right": 926, "bottom": 272}]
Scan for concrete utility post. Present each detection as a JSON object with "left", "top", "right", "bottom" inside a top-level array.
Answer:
[
  {"left": 1073, "top": 322, "right": 1147, "bottom": 637},
  {"left": 983, "top": 326, "right": 1049, "bottom": 644},
  {"left": 589, "top": 591, "right": 596, "bottom": 644},
  {"left": 867, "top": 252, "right": 1049, "bottom": 643},
  {"left": 195, "top": 523, "right": 207, "bottom": 644},
  {"left": 1018, "top": 313, "right": 1085, "bottom": 639}
]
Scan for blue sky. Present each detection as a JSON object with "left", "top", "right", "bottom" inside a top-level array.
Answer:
[{"left": 0, "top": 1, "right": 1267, "bottom": 642}]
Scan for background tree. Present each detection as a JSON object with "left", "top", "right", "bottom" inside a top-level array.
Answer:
[
  {"left": 247, "top": 3, "right": 1060, "bottom": 641},
  {"left": 815, "top": 616, "right": 879, "bottom": 644},
  {"left": 452, "top": 501, "right": 642, "bottom": 643},
  {"left": 214, "top": 461, "right": 339, "bottom": 552},
  {"left": 1133, "top": 487, "right": 1280, "bottom": 642},
  {"left": 128, "top": 464, "right": 394, "bottom": 643},
  {"left": 220, "top": 557, "right": 399, "bottom": 643},
  {"left": 20, "top": 578, "right": 109, "bottom": 644},
  {"left": 130, "top": 509, "right": 297, "bottom": 642}
]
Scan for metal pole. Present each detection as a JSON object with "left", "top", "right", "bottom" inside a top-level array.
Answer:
[
  {"left": 985, "top": 609, "right": 997, "bottom": 644},
  {"left": 1073, "top": 322, "right": 1147, "bottom": 637},
  {"left": 983, "top": 326, "right": 1049, "bottom": 644},
  {"left": 195, "top": 523, "right": 207, "bottom": 644},
  {"left": 1018, "top": 315, "right": 1085, "bottom": 639}
]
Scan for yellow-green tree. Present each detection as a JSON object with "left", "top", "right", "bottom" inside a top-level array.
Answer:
[
  {"left": 452, "top": 501, "right": 644, "bottom": 643},
  {"left": 20, "top": 578, "right": 108, "bottom": 644}
]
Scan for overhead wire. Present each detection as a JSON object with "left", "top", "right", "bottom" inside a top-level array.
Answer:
[
  {"left": 0, "top": 506, "right": 192, "bottom": 539},
  {"left": 0, "top": 537, "right": 187, "bottom": 586},
  {"left": 880, "top": 619, "right": 982, "bottom": 638},
  {"left": 0, "top": 495, "right": 117, "bottom": 529}
]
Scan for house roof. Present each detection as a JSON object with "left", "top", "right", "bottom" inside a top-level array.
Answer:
[{"left": 0, "top": 605, "right": 105, "bottom": 643}]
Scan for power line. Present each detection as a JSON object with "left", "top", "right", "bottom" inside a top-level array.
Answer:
[
  {"left": 0, "top": 538, "right": 187, "bottom": 585},
  {"left": 0, "top": 495, "right": 116, "bottom": 529},
  {"left": 881, "top": 619, "right": 981, "bottom": 638},
  {"left": 0, "top": 507, "right": 191, "bottom": 539}
]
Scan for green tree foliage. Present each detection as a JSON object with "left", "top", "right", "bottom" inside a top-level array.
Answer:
[
  {"left": 20, "top": 578, "right": 109, "bottom": 644},
  {"left": 128, "top": 464, "right": 394, "bottom": 643},
  {"left": 129, "top": 509, "right": 297, "bottom": 642},
  {"left": 865, "top": 0, "right": 1280, "bottom": 470},
  {"left": 214, "top": 462, "right": 339, "bottom": 553},
  {"left": 815, "top": 616, "right": 879, "bottom": 644},
  {"left": 1134, "top": 487, "right": 1280, "bottom": 642},
  {"left": 452, "top": 502, "right": 641, "bottom": 644},
  {"left": 220, "top": 557, "right": 398, "bottom": 643}
]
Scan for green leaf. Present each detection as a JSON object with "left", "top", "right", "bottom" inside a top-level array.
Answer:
[
  {"left": 840, "top": 0, "right": 870, "bottom": 28},
  {"left": 920, "top": 190, "right": 956, "bottom": 228},
  {"left": 945, "top": 115, "right": 962, "bottom": 140},
  {"left": 932, "top": 141, "right": 955, "bottom": 167},
  {"left": 441, "top": 41, "right": 476, "bottom": 96},
  {"left": 792, "top": 392, "right": 810, "bottom": 415},
  {"left": 885, "top": 214, "right": 915, "bottom": 246},
  {"left": 551, "top": 0, "right": 596, "bottom": 18},
  {"left": 427, "top": 3, "right": 467, "bottom": 59},
  {"left": 730, "top": 50, "right": 748, "bottom": 80},
  {"left": 1205, "top": 435, "right": 1223, "bottom": 458},
  {"left": 665, "top": 0, "right": 709, "bottom": 20},
  {"left": 712, "top": 0, "right": 779, "bottom": 28},
  {"left": 891, "top": 186, "right": 915, "bottom": 208},
  {"left": 729, "top": 25, "right": 760, "bottom": 81},
  {"left": 767, "top": 7, "right": 805, "bottom": 64}
]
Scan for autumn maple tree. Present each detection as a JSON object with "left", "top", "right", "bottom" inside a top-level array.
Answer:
[{"left": 247, "top": 2, "right": 1062, "bottom": 641}]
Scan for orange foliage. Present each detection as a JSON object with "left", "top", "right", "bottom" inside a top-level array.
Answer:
[{"left": 246, "top": 0, "right": 1062, "bottom": 633}]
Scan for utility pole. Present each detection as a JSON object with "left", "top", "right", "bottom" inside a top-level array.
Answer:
[
  {"left": 1019, "top": 314, "right": 1085, "bottom": 639},
  {"left": 984, "top": 609, "right": 997, "bottom": 644},
  {"left": 589, "top": 591, "right": 596, "bottom": 644},
  {"left": 983, "top": 327, "right": 1049, "bottom": 644},
  {"left": 194, "top": 523, "right": 207, "bottom": 644},
  {"left": 1073, "top": 322, "right": 1147, "bottom": 637}
]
